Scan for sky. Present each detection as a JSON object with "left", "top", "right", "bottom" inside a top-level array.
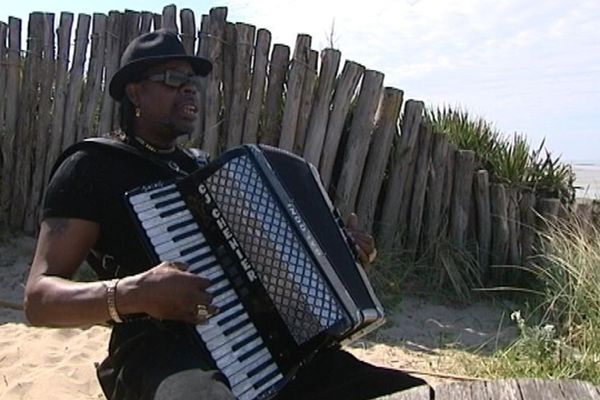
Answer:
[{"left": 1, "top": 0, "right": 599, "bottom": 162}]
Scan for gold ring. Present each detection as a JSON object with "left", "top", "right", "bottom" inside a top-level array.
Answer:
[{"left": 196, "top": 304, "right": 209, "bottom": 319}]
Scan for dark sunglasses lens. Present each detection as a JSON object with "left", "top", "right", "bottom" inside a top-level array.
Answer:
[{"left": 165, "top": 71, "right": 201, "bottom": 88}]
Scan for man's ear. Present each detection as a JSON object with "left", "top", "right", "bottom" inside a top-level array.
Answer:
[{"left": 125, "top": 83, "right": 140, "bottom": 107}]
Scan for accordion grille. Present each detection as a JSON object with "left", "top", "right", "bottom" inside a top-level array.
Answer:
[{"left": 205, "top": 155, "right": 345, "bottom": 344}]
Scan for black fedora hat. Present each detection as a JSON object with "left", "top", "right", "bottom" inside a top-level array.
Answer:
[{"left": 109, "top": 28, "right": 212, "bottom": 101}]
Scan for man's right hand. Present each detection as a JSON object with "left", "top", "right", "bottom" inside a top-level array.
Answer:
[{"left": 119, "top": 261, "right": 218, "bottom": 325}]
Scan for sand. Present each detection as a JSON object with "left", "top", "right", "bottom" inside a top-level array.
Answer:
[{"left": 0, "top": 235, "right": 517, "bottom": 399}]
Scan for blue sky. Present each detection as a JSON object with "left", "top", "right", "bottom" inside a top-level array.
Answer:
[{"left": 2, "top": 0, "right": 599, "bottom": 162}]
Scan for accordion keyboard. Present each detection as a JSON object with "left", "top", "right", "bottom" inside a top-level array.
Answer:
[{"left": 128, "top": 183, "right": 284, "bottom": 400}]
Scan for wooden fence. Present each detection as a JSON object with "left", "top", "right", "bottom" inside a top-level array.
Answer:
[{"left": 0, "top": 4, "right": 588, "bottom": 282}]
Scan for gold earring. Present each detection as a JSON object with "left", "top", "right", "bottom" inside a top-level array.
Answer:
[{"left": 135, "top": 107, "right": 141, "bottom": 117}]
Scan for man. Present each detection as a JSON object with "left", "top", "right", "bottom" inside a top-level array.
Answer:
[{"left": 24, "top": 29, "right": 426, "bottom": 400}]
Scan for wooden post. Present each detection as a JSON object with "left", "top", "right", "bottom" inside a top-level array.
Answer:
[
  {"left": 161, "top": 4, "right": 178, "bottom": 33},
  {"left": 0, "top": 17, "right": 21, "bottom": 222},
  {"left": 449, "top": 150, "right": 475, "bottom": 248},
  {"left": 334, "top": 70, "right": 384, "bottom": 218},
  {"left": 422, "top": 133, "right": 449, "bottom": 247},
  {"left": 179, "top": 8, "right": 196, "bottom": 55},
  {"left": 98, "top": 11, "right": 120, "bottom": 135},
  {"left": 377, "top": 100, "right": 424, "bottom": 249},
  {"left": 190, "top": 13, "right": 209, "bottom": 146},
  {"left": 278, "top": 34, "right": 311, "bottom": 152},
  {"left": 11, "top": 13, "right": 43, "bottom": 229},
  {"left": 474, "top": 170, "right": 491, "bottom": 279},
  {"left": 25, "top": 13, "right": 55, "bottom": 233},
  {"left": 507, "top": 187, "right": 521, "bottom": 266},
  {"left": 152, "top": 13, "right": 162, "bottom": 30},
  {"left": 78, "top": 13, "right": 107, "bottom": 141},
  {"left": 242, "top": 28, "right": 271, "bottom": 144},
  {"left": 61, "top": 14, "right": 91, "bottom": 149},
  {"left": 139, "top": 12, "right": 153, "bottom": 33},
  {"left": 202, "top": 7, "right": 227, "bottom": 155},
  {"left": 293, "top": 49, "right": 318, "bottom": 155},
  {"left": 221, "top": 21, "right": 235, "bottom": 148},
  {"left": 406, "top": 122, "right": 434, "bottom": 256},
  {"left": 441, "top": 144, "right": 458, "bottom": 235},
  {"left": 520, "top": 190, "right": 536, "bottom": 266},
  {"left": 226, "top": 23, "right": 256, "bottom": 149},
  {"left": 355, "top": 87, "right": 403, "bottom": 232},
  {"left": 0, "top": 22, "right": 7, "bottom": 133},
  {"left": 536, "top": 198, "right": 560, "bottom": 229},
  {"left": 302, "top": 48, "right": 341, "bottom": 166},
  {"left": 319, "top": 60, "right": 364, "bottom": 187},
  {"left": 261, "top": 44, "right": 290, "bottom": 146},
  {"left": 490, "top": 183, "right": 509, "bottom": 266}
]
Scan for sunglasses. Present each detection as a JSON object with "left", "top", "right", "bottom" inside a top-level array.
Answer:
[{"left": 144, "top": 70, "right": 203, "bottom": 89}]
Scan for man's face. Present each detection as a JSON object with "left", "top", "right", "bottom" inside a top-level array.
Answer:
[{"left": 127, "top": 60, "right": 201, "bottom": 141}]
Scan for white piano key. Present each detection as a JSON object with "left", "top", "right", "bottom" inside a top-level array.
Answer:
[
  {"left": 187, "top": 255, "right": 218, "bottom": 274},
  {"left": 245, "top": 372, "right": 284, "bottom": 400},
  {"left": 155, "top": 232, "right": 205, "bottom": 255},
  {"left": 132, "top": 191, "right": 181, "bottom": 212},
  {"left": 145, "top": 213, "right": 193, "bottom": 237},
  {"left": 215, "top": 337, "right": 263, "bottom": 371},
  {"left": 206, "top": 324, "right": 255, "bottom": 353},
  {"left": 137, "top": 200, "right": 185, "bottom": 221},
  {"left": 128, "top": 184, "right": 177, "bottom": 205},
  {"left": 227, "top": 349, "right": 270, "bottom": 391},
  {"left": 141, "top": 209, "right": 191, "bottom": 229},
  {"left": 197, "top": 311, "right": 247, "bottom": 343}
]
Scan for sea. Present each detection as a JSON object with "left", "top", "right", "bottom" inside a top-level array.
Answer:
[{"left": 572, "top": 162, "right": 600, "bottom": 200}]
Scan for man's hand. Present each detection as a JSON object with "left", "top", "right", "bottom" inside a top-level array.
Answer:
[
  {"left": 345, "top": 213, "right": 378, "bottom": 268},
  {"left": 120, "top": 261, "right": 218, "bottom": 325}
]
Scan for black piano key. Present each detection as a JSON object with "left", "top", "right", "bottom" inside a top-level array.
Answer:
[
  {"left": 209, "top": 273, "right": 227, "bottom": 286},
  {"left": 167, "top": 218, "right": 196, "bottom": 232},
  {"left": 217, "top": 308, "right": 245, "bottom": 327},
  {"left": 247, "top": 358, "right": 274, "bottom": 379},
  {"left": 231, "top": 332, "right": 260, "bottom": 352},
  {"left": 223, "top": 316, "right": 251, "bottom": 336},
  {"left": 155, "top": 196, "right": 182, "bottom": 209},
  {"left": 149, "top": 186, "right": 178, "bottom": 199},
  {"left": 252, "top": 368, "right": 281, "bottom": 390},
  {"left": 181, "top": 242, "right": 207, "bottom": 257},
  {"left": 211, "top": 283, "right": 233, "bottom": 298},
  {"left": 237, "top": 341, "right": 265, "bottom": 362},
  {"left": 172, "top": 227, "right": 201, "bottom": 242},
  {"left": 159, "top": 204, "right": 187, "bottom": 218}
]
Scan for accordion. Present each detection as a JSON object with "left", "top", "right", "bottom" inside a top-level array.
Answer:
[{"left": 125, "top": 144, "right": 385, "bottom": 400}]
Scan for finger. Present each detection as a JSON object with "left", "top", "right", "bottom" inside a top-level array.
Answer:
[
  {"left": 163, "top": 261, "right": 189, "bottom": 271},
  {"left": 346, "top": 212, "right": 359, "bottom": 230},
  {"left": 193, "top": 304, "right": 219, "bottom": 324}
]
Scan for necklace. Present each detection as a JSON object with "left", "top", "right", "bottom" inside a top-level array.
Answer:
[{"left": 134, "top": 136, "right": 176, "bottom": 154}]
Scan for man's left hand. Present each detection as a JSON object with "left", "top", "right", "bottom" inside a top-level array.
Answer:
[{"left": 345, "top": 213, "right": 378, "bottom": 268}]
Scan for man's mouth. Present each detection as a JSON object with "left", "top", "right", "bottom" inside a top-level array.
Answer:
[{"left": 182, "top": 104, "right": 197, "bottom": 116}]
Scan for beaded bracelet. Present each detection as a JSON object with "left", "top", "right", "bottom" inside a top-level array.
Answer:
[{"left": 105, "top": 279, "right": 123, "bottom": 323}]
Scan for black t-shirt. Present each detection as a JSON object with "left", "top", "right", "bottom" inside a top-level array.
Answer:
[{"left": 43, "top": 138, "right": 204, "bottom": 276}]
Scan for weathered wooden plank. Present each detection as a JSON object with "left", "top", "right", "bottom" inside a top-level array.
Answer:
[
  {"left": 558, "top": 379, "right": 600, "bottom": 399},
  {"left": 152, "top": 13, "right": 162, "bottom": 30},
  {"left": 261, "top": 44, "right": 290, "bottom": 146},
  {"left": 434, "top": 381, "right": 473, "bottom": 399},
  {"left": 202, "top": 7, "right": 227, "bottom": 155},
  {"left": 490, "top": 183, "right": 509, "bottom": 265},
  {"left": 448, "top": 150, "right": 475, "bottom": 247},
  {"left": 377, "top": 100, "right": 424, "bottom": 249},
  {"left": 226, "top": 23, "right": 255, "bottom": 149},
  {"left": 11, "top": 13, "right": 43, "bottom": 229},
  {"left": 44, "top": 12, "right": 73, "bottom": 184},
  {"left": 355, "top": 87, "right": 403, "bottom": 232},
  {"left": 221, "top": 21, "right": 235, "bottom": 149},
  {"left": 422, "top": 133, "right": 449, "bottom": 248},
  {"left": 121, "top": 10, "right": 141, "bottom": 56},
  {"left": 190, "top": 13, "right": 209, "bottom": 146},
  {"left": 0, "top": 22, "right": 7, "bottom": 132},
  {"left": 179, "top": 8, "right": 196, "bottom": 55},
  {"left": 440, "top": 143, "right": 457, "bottom": 234},
  {"left": 78, "top": 13, "right": 107, "bottom": 141},
  {"left": 139, "top": 11, "right": 153, "bottom": 33},
  {"left": 536, "top": 197, "right": 560, "bottom": 229},
  {"left": 293, "top": 49, "right": 318, "bottom": 155},
  {"left": 374, "top": 385, "right": 431, "bottom": 399},
  {"left": 507, "top": 187, "right": 521, "bottom": 265},
  {"left": 406, "top": 122, "right": 433, "bottom": 256},
  {"left": 474, "top": 170, "right": 491, "bottom": 279},
  {"left": 302, "top": 48, "right": 341, "bottom": 166},
  {"left": 98, "top": 11, "right": 120, "bottom": 135},
  {"left": 519, "top": 190, "right": 536, "bottom": 266},
  {"left": 319, "top": 60, "right": 364, "bottom": 187},
  {"left": 0, "top": 17, "right": 21, "bottom": 222},
  {"left": 161, "top": 4, "right": 178, "bottom": 33},
  {"left": 25, "top": 13, "right": 55, "bottom": 233},
  {"left": 242, "top": 28, "right": 271, "bottom": 144},
  {"left": 61, "top": 13, "right": 91, "bottom": 149},
  {"left": 278, "top": 34, "right": 311, "bottom": 152},
  {"left": 482, "top": 379, "right": 523, "bottom": 399},
  {"left": 518, "top": 378, "right": 568, "bottom": 400},
  {"left": 334, "top": 69, "right": 384, "bottom": 218}
]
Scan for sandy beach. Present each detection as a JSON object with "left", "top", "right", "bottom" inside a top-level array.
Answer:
[{"left": 0, "top": 235, "right": 517, "bottom": 400}]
